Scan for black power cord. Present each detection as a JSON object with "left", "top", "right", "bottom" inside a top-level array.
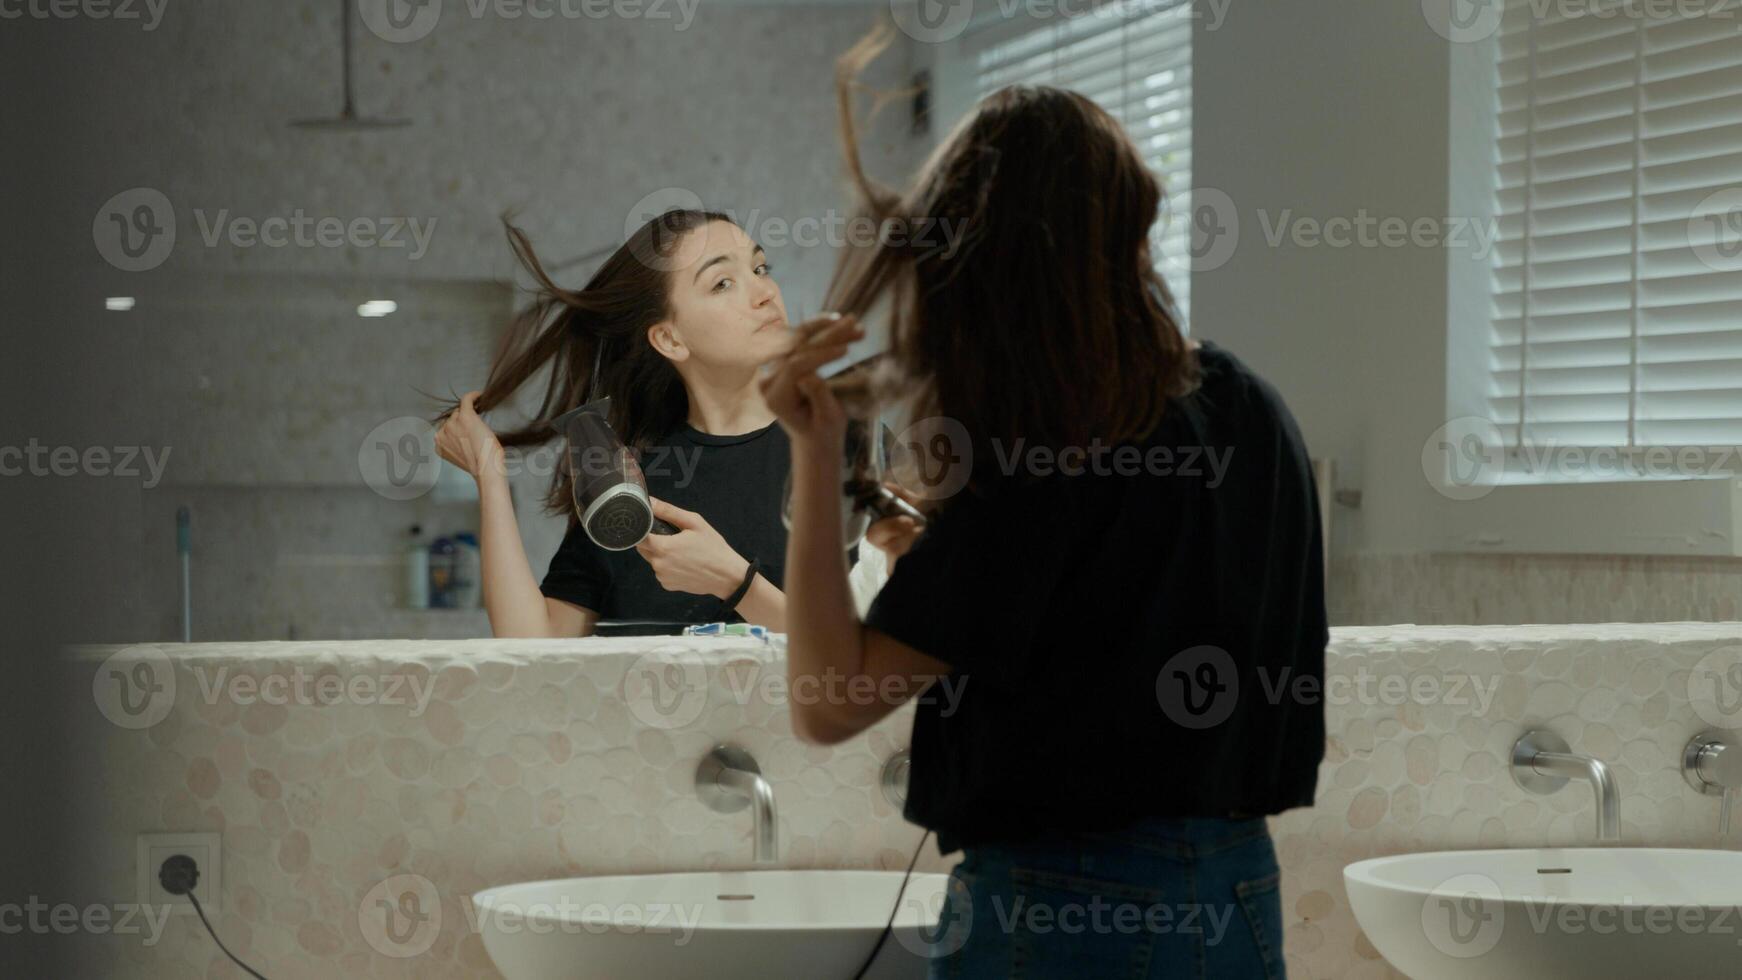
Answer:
[
  {"left": 161, "top": 831, "right": 932, "bottom": 980},
  {"left": 850, "top": 829, "right": 933, "bottom": 980},
  {"left": 159, "top": 855, "right": 269, "bottom": 980}
]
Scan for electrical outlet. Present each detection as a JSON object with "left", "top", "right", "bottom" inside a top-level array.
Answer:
[{"left": 136, "top": 832, "right": 220, "bottom": 916}]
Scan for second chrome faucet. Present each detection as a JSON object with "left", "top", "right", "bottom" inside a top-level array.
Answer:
[
  {"left": 1683, "top": 731, "right": 1742, "bottom": 837},
  {"left": 1510, "top": 728, "right": 1621, "bottom": 843},
  {"left": 696, "top": 744, "right": 778, "bottom": 863}
]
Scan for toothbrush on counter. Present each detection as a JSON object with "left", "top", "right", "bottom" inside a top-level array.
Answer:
[{"left": 177, "top": 505, "right": 192, "bottom": 642}]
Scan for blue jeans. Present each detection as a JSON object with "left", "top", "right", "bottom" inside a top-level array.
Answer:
[{"left": 924, "top": 817, "right": 1285, "bottom": 980}]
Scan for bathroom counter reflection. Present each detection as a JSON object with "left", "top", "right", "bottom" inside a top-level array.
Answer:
[{"left": 61, "top": 623, "right": 1742, "bottom": 979}]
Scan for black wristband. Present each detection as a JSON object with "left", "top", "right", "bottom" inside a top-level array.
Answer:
[{"left": 723, "top": 556, "right": 759, "bottom": 611}]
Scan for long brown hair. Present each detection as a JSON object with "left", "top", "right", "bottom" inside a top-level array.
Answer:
[
  {"left": 434, "top": 208, "right": 735, "bottom": 522},
  {"left": 826, "top": 22, "right": 1198, "bottom": 498}
]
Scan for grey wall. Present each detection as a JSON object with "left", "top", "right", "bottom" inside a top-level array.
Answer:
[{"left": 32, "top": 0, "right": 925, "bottom": 642}]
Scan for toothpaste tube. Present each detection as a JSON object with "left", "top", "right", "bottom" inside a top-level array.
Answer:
[{"left": 683, "top": 622, "right": 770, "bottom": 641}]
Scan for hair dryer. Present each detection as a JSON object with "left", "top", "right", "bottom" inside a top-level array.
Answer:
[{"left": 548, "top": 397, "right": 678, "bottom": 551}]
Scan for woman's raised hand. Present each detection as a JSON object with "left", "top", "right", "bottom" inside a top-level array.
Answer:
[
  {"left": 865, "top": 481, "right": 925, "bottom": 569},
  {"left": 435, "top": 390, "right": 507, "bottom": 483},
  {"left": 757, "top": 313, "right": 865, "bottom": 452}
]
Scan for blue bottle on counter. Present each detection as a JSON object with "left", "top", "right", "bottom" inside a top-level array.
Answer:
[{"left": 428, "top": 535, "right": 457, "bottom": 608}]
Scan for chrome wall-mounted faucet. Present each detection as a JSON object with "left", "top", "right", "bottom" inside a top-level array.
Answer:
[
  {"left": 1683, "top": 731, "right": 1741, "bottom": 837},
  {"left": 1510, "top": 729, "right": 1621, "bottom": 842},
  {"left": 696, "top": 744, "right": 777, "bottom": 863},
  {"left": 880, "top": 749, "right": 911, "bottom": 809}
]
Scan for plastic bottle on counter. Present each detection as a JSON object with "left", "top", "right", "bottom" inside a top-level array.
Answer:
[
  {"left": 428, "top": 535, "right": 457, "bottom": 608},
  {"left": 451, "top": 532, "right": 482, "bottom": 608},
  {"left": 404, "top": 524, "right": 430, "bottom": 609}
]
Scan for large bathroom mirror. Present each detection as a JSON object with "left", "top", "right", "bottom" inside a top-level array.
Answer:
[
  {"left": 9, "top": 3, "right": 1742, "bottom": 979},
  {"left": 19, "top": 1, "right": 1740, "bottom": 644}
]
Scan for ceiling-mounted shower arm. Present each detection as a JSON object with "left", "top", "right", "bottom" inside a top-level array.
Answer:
[
  {"left": 338, "top": 0, "right": 358, "bottom": 123},
  {"left": 291, "top": 0, "right": 410, "bottom": 130}
]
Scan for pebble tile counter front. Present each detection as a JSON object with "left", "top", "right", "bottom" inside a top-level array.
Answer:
[{"left": 59, "top": 624, "right": 1742, "bottom": 978}]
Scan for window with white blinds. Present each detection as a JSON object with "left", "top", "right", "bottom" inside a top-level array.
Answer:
[
  {"left": 1490, "top": 0, "right": 1742, "bottom": 453},
  {"left": 969, "top": 0, "right": 1194, "bottom": 322}
]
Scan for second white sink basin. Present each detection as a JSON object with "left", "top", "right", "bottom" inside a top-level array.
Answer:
[
  {"left": 1346, "top": 848, "right": 1742, "bottom": 980},
  {"left": 474, "top": 869, "right": 951, "bottom": 980}
]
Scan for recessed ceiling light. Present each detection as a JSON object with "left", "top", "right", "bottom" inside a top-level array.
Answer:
[
  {"left": 106, "top": 297, "right": 135, "bottom": 311},
  {"left": 357, "top": 299, "right": 397, "bottom": 318}
]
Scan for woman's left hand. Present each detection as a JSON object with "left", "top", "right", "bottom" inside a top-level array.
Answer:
[
  {"left": 757, "top": 313, "right": 865, "bottom": 455},
  {"left": 636, "top": 498, "right": 752, "bottom": 598},
  {"left": 864, "top": 481, "right": 926, "bottom": 570}
]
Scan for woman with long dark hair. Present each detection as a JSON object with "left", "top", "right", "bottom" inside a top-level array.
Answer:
[
  {"left": 759, "top": 25, "right": 1326, "bottom": 979},
  {"left": 435, "top": 209, "right": 886, "bottom": 637}
]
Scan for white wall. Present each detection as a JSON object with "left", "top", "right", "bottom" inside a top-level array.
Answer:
[{"left": 1190, "top": 0, "right": 1456, "bottom": 558}]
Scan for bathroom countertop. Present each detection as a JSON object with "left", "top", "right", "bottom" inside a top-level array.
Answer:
[
  {"left": 62, "top": 621, "right": 1742, "bottom": 664},
  {"left": 1328, "top": 621, "right": 1742, "bottom": 646},
  {"left": 62, "top": 633, "right": 785, "bottom": 665}
]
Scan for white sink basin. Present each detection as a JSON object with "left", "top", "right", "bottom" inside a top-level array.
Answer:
[
  {"left": 474, "top": 869, "right": 951, "bottom": 979},
  {"left": 1345, "top": 848, "right": 1742, "bottom": 980}
]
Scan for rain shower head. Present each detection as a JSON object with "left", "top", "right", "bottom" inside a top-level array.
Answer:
[{"left": 291, "top": 0, "right": 412, "bottom": 130}]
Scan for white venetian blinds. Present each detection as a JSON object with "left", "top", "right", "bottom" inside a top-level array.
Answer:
[
  {"left": 970, "top": 0, "right": 1194, "bottom": 321},
  {"left": 1490, "top": 0, "right": 1742, "bottom": 449}
]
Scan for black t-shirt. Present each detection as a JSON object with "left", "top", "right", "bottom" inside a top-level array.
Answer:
[
  {"left": 864, "top": 340, "right": 1328, "bottom": 854},
  {"left": 540, "top": 419, "right": 857, "bottom": 624}
]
